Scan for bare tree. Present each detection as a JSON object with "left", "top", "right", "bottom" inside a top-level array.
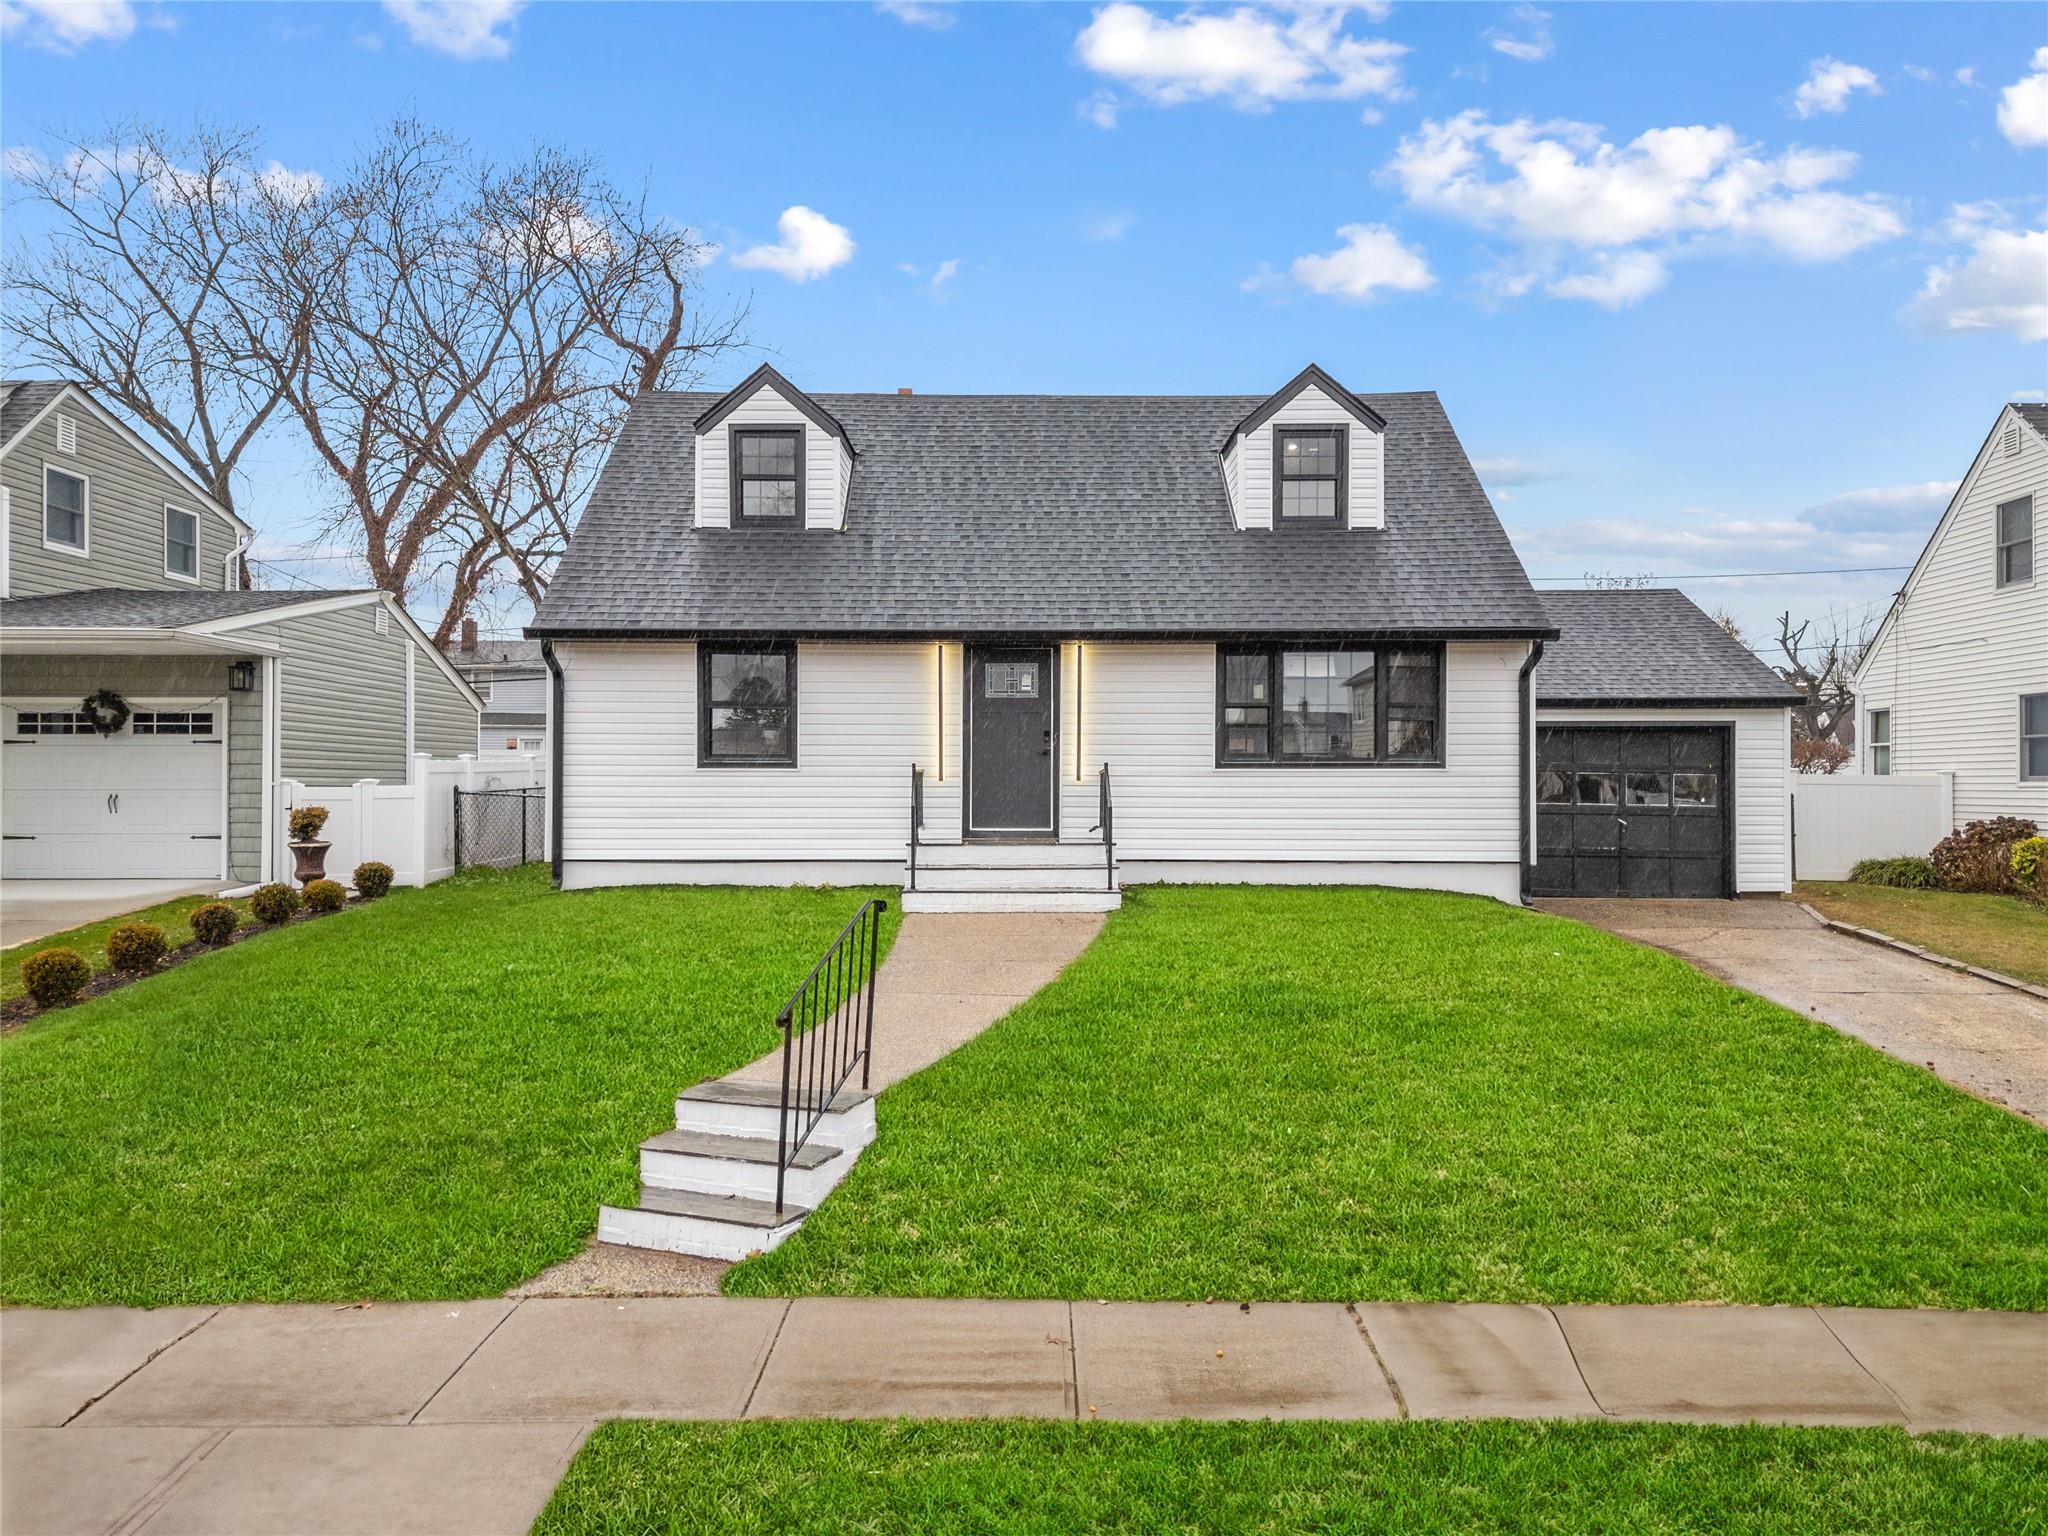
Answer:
[
  {"left": 1708, "top": 606, "right": 1745, "bottom": 644},
  {"left": 1774, "top": 610, "right": 1870, "bottom": 753}
]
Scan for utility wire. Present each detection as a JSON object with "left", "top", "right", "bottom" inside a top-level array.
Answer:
[{"left": 1530, "top": 563, "right": 1911, "bottom": 582}]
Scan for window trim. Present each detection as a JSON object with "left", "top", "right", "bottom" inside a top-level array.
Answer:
[
  {"left": 697, "top": 641, "right": 799, "bottom": 768},
  {"left": 2022, "top": 693, "right": 2048, "bottom": 783},
  {"left": 1995, "top": 494, "right": 2033, "bottom": 589},
  {"left": 1868, "top": 707, "right": 1891, "bottom": 775},
  {"left": 1270, "top": 424, "right": 1347, "bottom": 529},
  {"left": 42, "top": 462, "right": 89, "bottom": 557},
  {"left": 729, "top": 426, "right": 806, "bottom": 528},
  {"left": 1214, "top": 641, "right": 1446, "bottom": 769},
  {"left": 163, "top": 503, "right": 202, "bottom": 584}
]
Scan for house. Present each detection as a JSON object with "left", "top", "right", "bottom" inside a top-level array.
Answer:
[
  {"left": 528, "top": 363, "right": 1800, "bottom": 910},
  {"left": 445, "top": 619, "right": 549, "bottom": 756},
  {"left": 1851, "top": 402, "right": 2047, "bottom": 825},
  {"left": 0, "top": 379, "right": 483, "bottom": 884}
]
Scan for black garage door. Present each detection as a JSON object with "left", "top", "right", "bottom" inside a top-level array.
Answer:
[{"left": 1529, "top": 727, "right": 1730, "bottom": 898}]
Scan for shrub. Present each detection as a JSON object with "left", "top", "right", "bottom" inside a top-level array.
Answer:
[
  {"left": 20, "top": 948, "right": 91, "bottom": 1009},
  {"left": 2013, "top": 836, "right": 2048, "bottom": 897},
  {"left": 1791, "top": 738, "right": 1851, "bottom": 775},
  {"left": 303, "top": 878, "right": 346, "bottom": 914},
  {"left": 189, "top": 902, "right": 240, "bottom": 947},
  {"left": 287, "top": 805, "right": 330, "bottom": 843},
  {"left": 105, "top": 923, "right": 168, "bottom": 974},
  {"left": 250, "top": 882, "right": 302, "bottom": 924},
  {"left": 1930, "top": 817, "right": 2039, "bottom": 893},
  {"left": 1848, "top": 856, "right": 1940, "bottom": 890},
  {"left": 352, "top": 861, "right": 395, "bottom": 900}
]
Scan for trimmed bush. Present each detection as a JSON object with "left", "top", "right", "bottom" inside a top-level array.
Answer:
[
  {"left": 106, "top": 923, "right": 168, "bottom": 974},
  {"left": 2014, "top": 836, "right": 2048, "bottom": 898},
  {"left": 1848, "top": 856, "right": 1940, "bottom": 890},
  {"left": 303, "top": 879, "right": 346, "bottom": 914},
  {"left": 287, "top": 805, "right": 330, "bottom": 843},
  {"left": 1930, "top": 817, "right": 2039, "bottom": 893},
  {"left": 250, "top": 882, "right": 302, "bottom": 925},
  {"left": 189, "top": 902, "right": 240, "bottom": 947},
  {"left": 20, "top": 948, "right": 91, "bottom": 1009},
  {"left": 352, "top": 861, "right": 395, "bottom": 900}
]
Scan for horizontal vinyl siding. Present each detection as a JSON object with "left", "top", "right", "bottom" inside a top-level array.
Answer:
[
  {"left": 692, "top": 385, "right": 844, "bottom": 530},
  {"left": 413, "top": 651, "right": 481, "bottom": 760},
  {"left": 1231, "top": 385, "right": 1384, "bottom": 532},
  {"left": 262, "top": 603, "right": 410, "bottom": 782}
]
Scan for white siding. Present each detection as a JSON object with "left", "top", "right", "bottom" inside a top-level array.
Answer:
[
  {"left": 1854, "top": 407, "right": 2048, "bottom": 826},
  {"left": 1535, "top": 706, "right": 1792, "bottom": 893},
  {"left": 1227, "top": 384, "right": 1385, "bottom": 531},
  {"left": 692, "top": 383, "right": 849, "bottom": 531}
]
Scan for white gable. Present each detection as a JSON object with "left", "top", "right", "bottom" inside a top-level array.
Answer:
[
  {"left": 1222, "top": 381, "right": 1384, "bottom": 532},
  {"left": 694, "top": 381, "right": 851, "bottom": 531}
]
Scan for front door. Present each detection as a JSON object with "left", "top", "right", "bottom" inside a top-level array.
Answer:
[{"left": 967, "top": 647, "right": 1055, "bottom": 836}]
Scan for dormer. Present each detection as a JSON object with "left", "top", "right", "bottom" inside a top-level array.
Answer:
[
  {"left": 692, "top": 364, "right": 854, "bottom": 531},
  {"left": 1221, "top": 364, "right": 1386, "bottom": 532}
]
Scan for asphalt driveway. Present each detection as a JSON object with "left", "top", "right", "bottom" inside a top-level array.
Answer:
[{"left": 1536, "top": 898, "right": 2048, "bottom": 1125}]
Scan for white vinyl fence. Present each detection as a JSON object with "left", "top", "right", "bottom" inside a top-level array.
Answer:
[
  {"left": 277, "top": 754, "right": 547, "bottom": 888},
  {"left": 1791, "top": 772, "right": 1954, "bottom": 881}
]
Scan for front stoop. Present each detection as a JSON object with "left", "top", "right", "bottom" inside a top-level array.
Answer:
[{"left": 905, "top": 839, "right": 1123, "bottom": 913}]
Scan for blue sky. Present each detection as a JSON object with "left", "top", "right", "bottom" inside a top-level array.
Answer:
[{"left": 4, "top": 0, "right": 2045, "bottom": 648}]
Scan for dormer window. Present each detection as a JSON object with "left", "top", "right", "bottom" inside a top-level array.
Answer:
[
  {"left": 1275, "top": 427, "right": 1344, "bottom": 525},
  {"left": 731, "top": 427, "right": 804, "bottom": 525}
]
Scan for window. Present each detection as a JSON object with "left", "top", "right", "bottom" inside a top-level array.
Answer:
[
  {"left": 131, "top": 710, "right": 215, "bottom": 736},
  {"left": 165, "top": 506, "right": 200, "bottom": 580},
  {"left": 1996, "top": 496, "right": 2033, "bottom": 587},
  {"left": 1868, "top": 709, "right": 1891, "bottom": 775},
  {"left": 1217, "top": 644, "right": 1442, "bottom": 765},
  {"left": 1273, "top": 427, "right": 1344, "bottom": 525},
  {"left": 699, "top": 644, "right": 796, "bottom": 764},
  {"left": 730, "top": 428, "right": 803, "bottom": 525},
  {"left": 1672, "top": 773, "right": 1719, "bottom": 808},
  {"left": 44, "top": 466, "right": 86, "bottom": 551},
  {"left": 2023, "top": 694, "right": 2048, "bottom": 782},
  {"left": 13, "top": 710, "right": 91, "bottom": 736}
]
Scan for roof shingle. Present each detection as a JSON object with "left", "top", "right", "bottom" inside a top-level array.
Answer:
[
  {"left": 1536, "top": 589, "right": 1800, "bottom": 706},
  {"left": 0, "top": 588, "right": 366, "bottom": 629}
]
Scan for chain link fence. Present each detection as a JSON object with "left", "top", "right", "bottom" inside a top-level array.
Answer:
[{"left": 453, "top": 786, "right": 546, "bottom": 871}]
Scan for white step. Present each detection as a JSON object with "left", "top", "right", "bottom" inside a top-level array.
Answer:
[
  {"left": 909, "top": 864, "right": 1117, "bottom": 893},
  {"left": 639, "top": 1127, "right": 851, "bottom": 1206},
  {"left": 598, "top": 1186, "right": 808, "bottom": 1261},
  {"left": 915, "top": 841, "right": 1107, "bottom": 870},
  {"left": 901, "top": 889, "right": 1123, "bottom": 914},
  {"left": 672, "top": 1078, "right": 878, "bottom": 1152}
]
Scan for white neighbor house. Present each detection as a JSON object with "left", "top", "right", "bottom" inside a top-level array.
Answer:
[
  {"left": 1853, "top": 402, "right": 2048, "bottom": 826},
  {"left": 530, "top": 364, "right": 1800, "bottom": 911}
]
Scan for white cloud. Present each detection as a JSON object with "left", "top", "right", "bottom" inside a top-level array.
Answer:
[
  {"left": 1997, "top": 46, "right": 2048, "bottom": 148},
  {"left": 1902, "top": 215, "right": 2048, "bottom": 343},
  {"left": 731, "top": 205, "right": 856, "bottom": 283},
  {"left": 382, "top": 0, "right": 524, "bottom": 60},
  {"left": 0, "top": 0, "right": 135, "bottom": 51},
  {"left": 1955, "top": 66, "right": 1977, "bottom": 87},
  {"left": 876, "top": 0, "right": 953, "bottom": 28},
  {"left": 1485, "top": 4, "right": 1552, "bottom": 64},
  {"left": 1545, "top": 250, "right": 1667, "bottom": 308},
  {"left": 1081, "top": 91, "right": 1120, "bottom": 130},
  {"left": 1902, "top": 64, "right": 1934, "bottom": 84},
  {"left": 1074, "top": 3, "right": 1406, "bottom": 116},
  {"left": 1792, "top": 57, "right": 1880, "bottom": 119},
  {"left": 251, "top": 161, "right": 326, "bottom": 204},
  {"left": 1081, "top": 210, "right": 1136, "bottom": 242},
  {"left": 1284, "top": 223, "right": 1435, "bottom": 302},
  {"left": 1803, "top": 481, "right": 1959, "bottom": 535},
  {"left": 926, "top": 258, "right": 960, "bottom": 295}
]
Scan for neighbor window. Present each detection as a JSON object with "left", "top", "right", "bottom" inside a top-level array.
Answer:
[
  {"left": 1274, "top": 427, "right": 1344, "bottom": 525},
  {"left": 44, "top": 466, "right": 86, "bottom": 551},
  {"left": 730, "top": 428, "right": 803, "bottom": 525},
  {"left": 2023, "top": 694, "right": 2048, "bottom": 782},
  {"left": 1217, "top": 644, "right": 1442, "bottom": 765},
  {"left": 165, "top": 506, "right": 199, "bottom": 579},
  {"left": 699, "top": 644, "right": 795, "bottom": 764},
  {"left": 1868, "top": 708, "right": 1891, "bottom": 774},
  {"left": 1997, "top": 496, "right": 2033, "bottom": 587}
]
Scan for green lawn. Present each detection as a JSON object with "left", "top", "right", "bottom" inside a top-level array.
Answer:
[
  {"left": 730, "top": 886, "right": 2048, "bottom": 1308},
  {"left": 3, "top": 891, "right": 257, "bottom": 1002},
  {"left": 534, "top": 1420, "right": 2047, "bottom": 1536},
  {"left": 1796, "top": 881, "right": 2048, "bottom": 987},
  {"left": 0, "top": 867, "right": 896, "bottom": 1307}
]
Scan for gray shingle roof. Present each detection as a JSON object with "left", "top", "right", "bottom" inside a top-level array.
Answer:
[
  {"left": 0, "top": 380, "right": 68, "bottom": 449},
  {"left": 2014, "top": 402, "right": 2048, "bottom": 440},
  {"left": 1536, "top": 589, "right": 1801, "bottom": 706},
  {"left": 449, "top": 639, "right": 545, "bottom": 668},
  {"left": 532, "top": 390, "right": 1551, "bottom": 638},
  {"left": 0, "top": 588, "right": 366, "bottom": 629},
  {"left": 481, "top": 710, "right": 546, "bottom": 729}
]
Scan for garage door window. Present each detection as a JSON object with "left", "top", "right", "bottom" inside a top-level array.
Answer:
[
  {"left": 131, "top": 711, "right": 215, "bottom": 737},
  {"left": 13, "top": 710, "right": 92, "bottom": 736},
  {"left": 1574, "top": 772, "right": 1618, "bottom": 805},
  {"left": 1673, "top": 773, "right": 1718, "bottom": 807},
  {"left": 1625, "top": 772, "right": 1670, "bottom": 807}
]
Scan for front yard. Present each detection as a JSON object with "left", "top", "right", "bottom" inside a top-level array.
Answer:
[
  {"left": 2, "top": 891, "right": 256, "bottom": 1003},
  {"left": 1794, "top": 881, "right": 2048, "bottom": 987}
]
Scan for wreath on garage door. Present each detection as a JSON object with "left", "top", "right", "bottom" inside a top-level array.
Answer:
[{"left": 80, "top": 688, "right": 131, "bottom": 737}]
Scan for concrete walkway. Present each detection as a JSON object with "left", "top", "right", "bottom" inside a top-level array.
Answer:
[
  {"left": 1538, "top": 898, "right": 2048, "bottom": 1124},
  {"left": 4, "top": 1298, "right": 2042, "bottom": 1533},
  {"left": 0, "top": 880, "right": 226, "bottom": 951}
]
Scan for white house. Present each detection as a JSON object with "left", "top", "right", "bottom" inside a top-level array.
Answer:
[
  {"left": 1853, "top": 402, "right": 2047, "bottom": 826},
  {"left": 529, "top": 364, "right": 1799, "bottom": 911}
]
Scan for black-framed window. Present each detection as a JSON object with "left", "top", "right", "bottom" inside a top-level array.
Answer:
[
  {"left": 730, "top": 427, "right": 803, "bottom": 526},
  {"left": 2023, "top": 693, "right": 2048, "bottom": 782},
  {"left": 1996, "top": 495, "right": 2033, "bottom": 587},
  {"left": 1868, "top": 708, "right": 1891, "bottom": 775},
  {"left": 165, "top": 505, "right": 200, "bottom": 579},
  {"left": 1273, "top": 426, "right": 1344, "bottom": 525},
  {"left": 44, "top": 465, "right": 86, "bottom": 550},
  {"left": 699, "top": 644, "right": 796, "bottom": 764},
  {"left": 1217, "top": 643, "right": 1442, "bottom": 765}
]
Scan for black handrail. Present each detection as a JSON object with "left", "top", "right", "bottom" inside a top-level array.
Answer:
[
  {"left": 1097, "top": 764, "right": 1115, "bottom": 891},
  {"left": 775, "top": 897, "right": 887, "bottom": 1215},
  {"left": 908, "top": 764, "right": 924, "bottom": 892}
]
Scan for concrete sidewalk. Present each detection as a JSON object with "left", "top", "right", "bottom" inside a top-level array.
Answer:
[{"left": 5, "top": 1297, "right": 2043, "bottom": 1534}]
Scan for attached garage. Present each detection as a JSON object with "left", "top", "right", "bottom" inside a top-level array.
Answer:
[{"left": 1529, "top": 724, "right": 1729, "bottom": 897}]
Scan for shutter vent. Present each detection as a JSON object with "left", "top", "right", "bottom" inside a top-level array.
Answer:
[
  {"left": 2005, "top": 422, "right": 2022, "bottom": 457},
  {"left": 55, "top": 415, "right": 77, "bottom": 454},
  {"left": 374, "top": 605, "right": 391, "bottom": 636}
]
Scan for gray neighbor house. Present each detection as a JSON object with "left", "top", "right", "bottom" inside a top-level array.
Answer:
[{"left": 0, "top": 380, "right": 482, "bottom": 885}]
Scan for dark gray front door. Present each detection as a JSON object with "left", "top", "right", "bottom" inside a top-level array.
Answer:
[
  {"left": 1529, "top": 726, "right": 1730, "bottom": 897},
  {"left": 968, "top": 647, "right": 1054, "bottom": 835}
]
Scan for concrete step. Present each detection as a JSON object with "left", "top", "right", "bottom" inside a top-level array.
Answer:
[
  {"left": 598, "top": 1185, "right": 809, "bottom": 1261},
  {"left": 674, "top": 1078, "right": 878, "bottom": 1151},
  {"left": 915, "top": 841, "right": 1107, "bottom": 870},
  {"left": 901, "top": 889, "right": 1124, "bottom": 914},
  {"left": 639, "top": 1128, "right": 850, "bottom": 1205},
  {"left": 908, "top": 864, "right": 1118, "bottom": 893}
]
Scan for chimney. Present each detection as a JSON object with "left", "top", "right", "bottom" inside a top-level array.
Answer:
[
  {"left": 897, "top": 387, "right": 914, "bottom": 396},
  {"left": 460, "top": 616, "right": 478, "bottom": 653}
]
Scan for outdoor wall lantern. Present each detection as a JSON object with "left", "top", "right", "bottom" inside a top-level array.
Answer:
[{"left": 228, "top": 661, "right": 257, "bottom": 692}]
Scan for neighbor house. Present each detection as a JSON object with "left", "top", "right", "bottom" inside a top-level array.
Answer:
[
  {"left": 0, "top": 379, "right": 483, "bottom": 884},
  {"left": 445, "top": 619, "right": 549, "bottom": 756},
  {"left": 528, "top": 364, "right": 1799, "bottom": 910},
  {"left": 1852, "top": 402, "right": 2047, "bottom": 826}
]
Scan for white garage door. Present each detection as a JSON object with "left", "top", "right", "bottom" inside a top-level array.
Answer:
[{"left": 2, "top": 705, "right": 225, "bottom": 879}]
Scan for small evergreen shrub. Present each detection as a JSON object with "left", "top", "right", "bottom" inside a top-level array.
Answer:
[
  {"left": 352, "top": 861, "right": 395, "bottom": 899},
  {"left": 303, "top": 878, "right": 346, "bottom": 914},
  {"left": 1848, "top": 856, "right": 1940, "bottom": 890},
  {"left": 2013, "top": 836, "right": 2048, "bottom": 898},
  {"left": 287, "top": 805, "right": 330, "bottom": 843},
  {"left": 1930, "top": 817, "right": 2038, "bottom": 893},
  {"left": 106, "top": 923, "right": 168, "bottom": 974},
  {"left": 20, "top": 948, "right": 91, "bottom": 1009},
  {"left": 250, "top": 882, "right": 302, "bottom": 924},
  {"left": 189, "top": 902, "right": 240, "bottom": 947}
]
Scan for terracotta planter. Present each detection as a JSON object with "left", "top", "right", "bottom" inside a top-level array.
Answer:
[{"left": 290, "top": 841, "right": 331, "bottom": 885}]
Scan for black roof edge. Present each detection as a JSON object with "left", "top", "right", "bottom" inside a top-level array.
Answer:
[
  {"left": 691, "top": 363, "right": 854, "bottom": 449},
  {"left": 1227, "top": 363, "right": 1389, "bottom": 447},
  {"left": 1537, "top": 695, "right": 1800, "bottom": 710},
  {"left": 526, "top": 624, "right": 1561, "bottom": 643}
]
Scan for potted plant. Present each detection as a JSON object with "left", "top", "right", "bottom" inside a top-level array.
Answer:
[{"left": 288, "top": 805, "right": 332, "bottom": 885}]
